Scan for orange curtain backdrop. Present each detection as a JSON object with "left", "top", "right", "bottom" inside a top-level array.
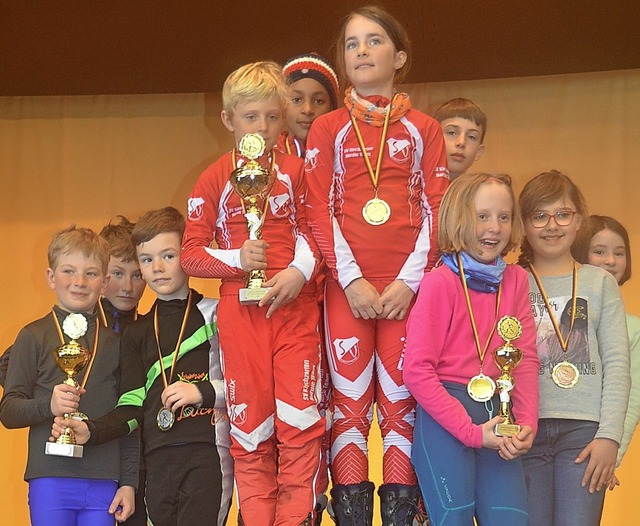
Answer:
[{"left": 1, "top": 69, "right": 639, "bottom": 524}]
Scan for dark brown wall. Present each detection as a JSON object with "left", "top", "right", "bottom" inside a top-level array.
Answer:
[{"left": 1, "top": 0, "right": 638, "bottom": 96}]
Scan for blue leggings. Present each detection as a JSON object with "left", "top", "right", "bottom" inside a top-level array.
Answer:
[
  {"left": 412, "top": 383, "right": 528, "bottom": 526},
  {"left": 29, "top": 477, "right": 118, "bottom": 526}
]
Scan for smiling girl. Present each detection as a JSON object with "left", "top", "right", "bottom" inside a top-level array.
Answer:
[
  {"left": 518, "top": 171, "right": 630, "bottom": 526},
  {"left": 404, "top": 173, "right": 539, "bottom": 525},
  {"left": 575, "top": 215, "right": 640, "bottom": 491}
]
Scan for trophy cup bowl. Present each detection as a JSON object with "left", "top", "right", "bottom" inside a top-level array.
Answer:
[
  {"left": 230, "top": 134, "right": 275, "bottom": 305},
  {"left": 45, "top": 340, "right": 90, "bottom": 458},
  {"left": 493, "top": 342, "right": 523, "bottom": 436}
]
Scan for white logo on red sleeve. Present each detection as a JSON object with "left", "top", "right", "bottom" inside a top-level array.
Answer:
[
  {"left": 187, "top": 197, "right": 205, "bottom": 221},
  {"left": 305, "top": 147, "right": 320, "bottom": 172}
]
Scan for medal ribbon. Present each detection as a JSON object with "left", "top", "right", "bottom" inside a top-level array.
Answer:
[
  {"left": 97, "top": 299, "right": 137, "bottom": 330},
  {"left": 51, "top": 311, "right": 100, "bottom": 390},
  {"left": 529, "top": 262, "right": 578, "bottom": 355},
  {"left": 457, "top": 253, "right": 502, "bottom": 373},
  {"left": 283, "top": 134, "right": 303, "bottom": 158},
  {"left": 153, "top": 290, "right": 192, "bottom": 390},
  {"left": 349, "top": 94, "right": 395, "bottom": 197},
  {"left": 231, "top": 149, "right": 276, "bottom": 218}
]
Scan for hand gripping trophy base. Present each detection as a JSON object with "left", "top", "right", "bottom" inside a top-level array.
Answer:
[
  {"left": 495, "top": 423, "right": 521, "bottom": 437},
  {"left": 238, "top": 206, "right": 271, "bottom": 305},
  {"left": 239, "top": 269, "right": 270, "bottom": 305}
]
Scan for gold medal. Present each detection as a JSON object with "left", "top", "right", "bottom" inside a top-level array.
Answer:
[
  {"left": 362, "top": 197, "right": 391, "bottom": 225},
  {"left": 530, "top": 264, "right": 580, "bottom": 389},
  {"left": 497, "top": 316, "right": 522, "bottom": 342},
  {"left": 157, "top": 407, "right": 175, "bottom": 431},
  {"left": 457, "top": 254, "right": 503, "bottom": 403},
  {"left": 350, "top": 95, "right": 395, "bottom": 227},
  {"left": 552, "top": 361, "right": 579, "bottom": 388},
  {"left": 467, "top": 373, "right": 496, "bottom": 402},
  {"left": 239, "top": 133, "right": 265, "bottom": 160}
]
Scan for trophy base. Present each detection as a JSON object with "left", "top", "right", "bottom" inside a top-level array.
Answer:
[
  {"left": 494, "top": 422, "right": 521, "bottom": 437},
  {"left": 239, "top": 287, "right": 270, "bottom": 305},
  {"left": 45, "top": 441, "right": 84, "bottom": 458}
]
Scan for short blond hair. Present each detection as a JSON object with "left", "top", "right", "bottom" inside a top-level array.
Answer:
[
  {"left": 438, "top": 173, "right": 523, "bottom": 256},
  {"left": 222, "top": 61, "right": 288, "bottom": 115},
  {"left": 48, "top": 226, "right": 110, "bottom": 274}
]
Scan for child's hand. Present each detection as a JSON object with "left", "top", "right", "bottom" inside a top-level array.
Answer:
[
  {"left": 481, "top": 415, "right": 506, "bottom": 450},
  {"left": 607, "top": 471, "right": 621, "bottom": 491},
  {"left": 49, "top": 416, "right": 90, "bottom": 444},
  {"left": 239, "top": 239, "right": 269, "bottom": 272},
  {"left": 344, "top": 278, "right": 382, "bottom": 320},
  {"left": 259, "top": 267, "right": 306, "bottom": 318},
  {"left": 109, "top": 485, "right": 135, "bottom": 522},
  {"left": 497, "top": 425, "right": 534, "bottom": 460},
  {"left": 50, "top": 383, "right": 84, "bottom": 416},
  {"left": 161, "top": 382, "right": 203, "bottom": 412},
  {"left": 379, "top": 280, "right": 414, "bottom": 320},
  {"left": 575, "top": 437, "right": 619, "bottom": 493}
]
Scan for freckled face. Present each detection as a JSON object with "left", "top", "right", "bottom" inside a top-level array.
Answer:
[{"left": 47, "top": 251, "right": 106, "bottom": 313}]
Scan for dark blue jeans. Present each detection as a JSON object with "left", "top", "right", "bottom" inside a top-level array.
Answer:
[
  {"left": 522, "top": 418, "right": 604, "bottom": 526},
  {"left": 412, "top": 383, "right": 528, "bottom": 525}
]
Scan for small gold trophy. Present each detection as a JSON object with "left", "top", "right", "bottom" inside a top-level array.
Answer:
[
  {"left": 493, "top": 316, "right": 524, "bottom": 437},
  {"left": 45, "top": 313, "right": 90, "bottom": 458},
  {"left": 230, "top": 133, "right": 275, "bottom": 305}
]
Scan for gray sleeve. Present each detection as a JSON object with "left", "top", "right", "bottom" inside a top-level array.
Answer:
[
  {"left": 617, "top": 316, "right": 640, "bottom": 464},
  {"left": 594, "top": 273, "right": 631, "bottom": 444},
  {"left": 0, "top": 327, "right": 53, "bottom": 429}
]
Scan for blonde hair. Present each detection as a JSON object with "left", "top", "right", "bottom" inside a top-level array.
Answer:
[
  {"left": 438, "top": 173, "right": 522, "bottom": 256},
  {"left": 48, "top": 226, "right": 109, "bottom": 274},
  {"left": 222, "top": 61, "right": 288, "bottom": 115}
]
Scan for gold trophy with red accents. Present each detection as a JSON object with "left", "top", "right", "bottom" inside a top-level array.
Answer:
[
  {"left": 493, "top": 316, "right": 524, "bottom": 437},
  {"left": 45, "top": 313, "right": 90, "bottom": 457},
  {"left": 229, "top": 134, "right": 275, "bottom": 305}
]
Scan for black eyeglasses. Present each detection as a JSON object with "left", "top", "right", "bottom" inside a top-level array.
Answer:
[{"left": 529, "top": 210, "right": 577, "bottom": 228}]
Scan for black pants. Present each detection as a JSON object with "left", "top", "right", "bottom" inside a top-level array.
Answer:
[{"left": 145, "top": 443, "right": 225, "bottom": 526}]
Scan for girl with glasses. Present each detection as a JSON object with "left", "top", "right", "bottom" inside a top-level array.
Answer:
[{"left": 517, "top": 170, "right": 631, "bottom": 526}]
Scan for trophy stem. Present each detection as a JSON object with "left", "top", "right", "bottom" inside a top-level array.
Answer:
[{"left": 492, "top": 321, "right": 524, "bottom": 438}]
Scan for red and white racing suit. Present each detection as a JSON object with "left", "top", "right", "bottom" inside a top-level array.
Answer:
[
  {"left": 182, "top": 150, "right": 324, "bottom": 526},
  {"left": 276, "top": 130, "right": 331, "bottom": 499},
  {"left": 305, "top": 102, "right": 449, "bottom": 485}
]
